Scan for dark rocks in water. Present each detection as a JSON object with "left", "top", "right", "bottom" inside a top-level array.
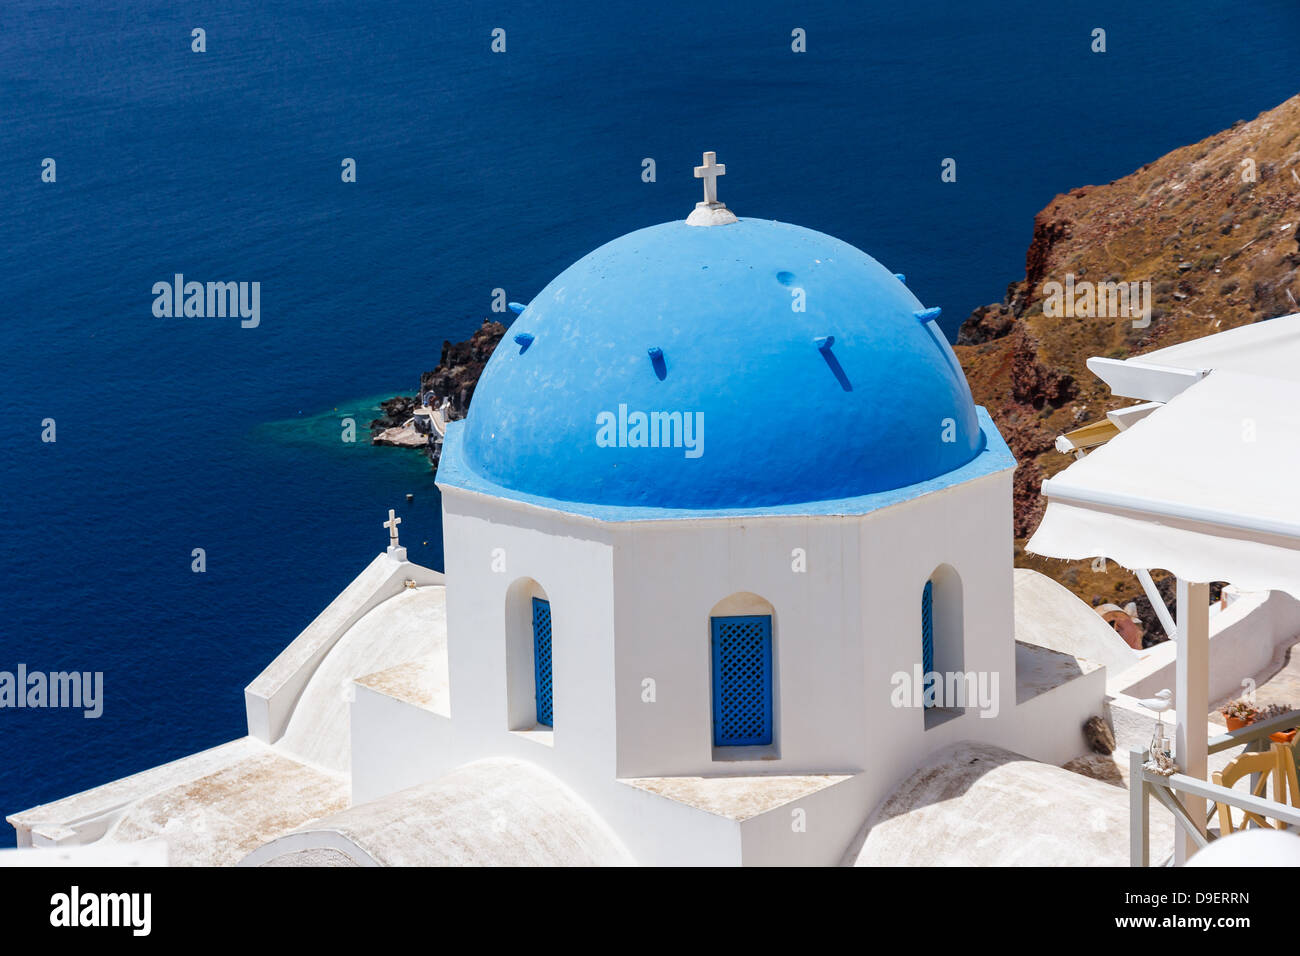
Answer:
[
  {"left": 369, "top": 394, "right": 418, "bottom": 433},
  {"left": 369, "top": 318, "right": 508, "bottom": 469},
  {"left": 419, "top": 319, "right": 507, "bottom": 422}
]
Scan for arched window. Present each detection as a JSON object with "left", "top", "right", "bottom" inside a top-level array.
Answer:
[
  {"left": 921, "top": 579, "right": 935, "bottom": 709},
  {"left": 506, "top": 579, "right": 553, "bottom": 734},
  {"left": 709, "top": 593, "right": 776, "bottom": 750},
  {"left": 532, "top": 597, "right": 553, "bottom": 728},
  {"left": 921, "top": 565, "right": 964, "bottom": 728}
]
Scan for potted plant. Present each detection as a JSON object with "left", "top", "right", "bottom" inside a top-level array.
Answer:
[
  {"left": 1221, "top": 697, "right": 1260, "bottom": 731},
  {"left": 1255, "top": 702, "right": 1298, "bottom": 742}
]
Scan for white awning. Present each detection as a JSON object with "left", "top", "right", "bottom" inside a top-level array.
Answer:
[
  {"left": 1140, "top": 311, "right": 1300, "bottom": 379},
  {"left": 1027, "top": 369, "right": 1300, "bottom": 599},
  {"left": 1087, "top": 312, "right": 1300, "bottom": 402}
]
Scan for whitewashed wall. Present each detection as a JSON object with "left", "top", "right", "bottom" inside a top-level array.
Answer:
[{"left": 419, "top": 464, "right": 1060, "bottom": 866}]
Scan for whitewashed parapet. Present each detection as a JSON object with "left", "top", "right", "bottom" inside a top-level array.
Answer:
[
  {"left": 6, "top": 737, "right": 260, "bottom": 847},
  {"left": 1116, "top": 589, "right": 1300, "bottom": 704},
  {"left": 244, "top": 551, "right": 445, "bottom": 743}
]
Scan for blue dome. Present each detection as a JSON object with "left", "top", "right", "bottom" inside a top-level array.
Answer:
[{"left": 452, "top": 218, "right": 985, "bottom": 511}]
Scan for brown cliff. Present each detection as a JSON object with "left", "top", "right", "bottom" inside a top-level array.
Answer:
[{"left": 957, "top": 93, "right": 1300, "bottom": 633}]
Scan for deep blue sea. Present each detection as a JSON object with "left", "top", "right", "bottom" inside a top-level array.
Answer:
[{"left": 0, "top": 0, "right": 1296, "bottom": 844}]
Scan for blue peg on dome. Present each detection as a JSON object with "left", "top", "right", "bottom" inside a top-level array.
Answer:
[{"left": 647, "top": 346, "right": 667, "bottom": 380}]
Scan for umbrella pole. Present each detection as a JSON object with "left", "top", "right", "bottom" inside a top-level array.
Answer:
[{"left": 1174, "top": 578, "right": 1210, "bottom": 864}]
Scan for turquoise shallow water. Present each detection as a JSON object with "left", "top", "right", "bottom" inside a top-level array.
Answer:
[
  {"left": 1, "top": 0, "right": 1297, "bottom": 843},
  {"left": 255, "top": 396, "right": 446, "bottom": 566}
]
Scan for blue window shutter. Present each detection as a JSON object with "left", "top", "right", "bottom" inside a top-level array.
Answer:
[
  {"left": 532, "top": 597, "right": 553, "bottom": 727},
  {"left": 711, "top": 615, "right": 773, "bottom": 747},
  {"left": 921, "top": 580, "right": 935, "bottom": 709}
]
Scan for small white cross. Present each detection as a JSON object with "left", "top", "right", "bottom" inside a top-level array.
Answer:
[
  {"left": 384, "top": 509, "right": 402, "bottom": 549},
  {"left": 694, "top": 151, "right": 726, "bottom": 205}
]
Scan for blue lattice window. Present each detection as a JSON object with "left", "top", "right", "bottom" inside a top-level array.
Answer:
[
  {"left": 532, "top": 597, "right": 553, "bottom": 727},
  {"left": 711, "top": 615, "right": 773, "bottom": 747},
  {"left": 921, "top": 579, "right": 935, "bottom": 709}
]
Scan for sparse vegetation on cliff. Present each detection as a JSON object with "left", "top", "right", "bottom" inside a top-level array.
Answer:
[{"left": 956, "top": 93, "right": 1300, "bottom": 630}]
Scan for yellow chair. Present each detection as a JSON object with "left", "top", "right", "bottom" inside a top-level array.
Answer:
[{"left": 1212, "top": 743, "right": 1300, "bottom": 834}]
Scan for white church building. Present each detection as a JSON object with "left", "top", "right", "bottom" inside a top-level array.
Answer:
[{"left": 8, "top": 155, "right": 1143, "bottom": 866}]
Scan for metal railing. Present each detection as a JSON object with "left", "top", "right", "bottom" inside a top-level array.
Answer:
[{"left": 1130, "top": 707, "right": 1300, "bottom": 866}]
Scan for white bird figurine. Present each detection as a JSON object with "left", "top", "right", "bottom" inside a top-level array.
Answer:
[
  {"left": 1140, "top": 689, "right": 1177, "bottom": 773},
  {"left": 1140, "top": 688, "right": 1174, "bottom": 714}
]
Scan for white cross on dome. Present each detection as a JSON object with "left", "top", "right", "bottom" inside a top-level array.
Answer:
[
  {"left": 686, "top": 150, "right": 739, "bottom": 227},
  {"left": 695, "top": 151, "right": 725, "bottom": 204}
]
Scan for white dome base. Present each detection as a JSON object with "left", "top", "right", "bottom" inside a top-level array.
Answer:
[{"left": 685, "top": 202, "right": 738, "bottom": 226}]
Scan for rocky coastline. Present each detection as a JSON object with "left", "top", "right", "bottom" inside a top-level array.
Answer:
[{"left": 369, "top": 319, "right": 506, "bottom": 467}]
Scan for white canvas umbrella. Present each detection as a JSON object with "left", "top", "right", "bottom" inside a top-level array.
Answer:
[{"left": 1028, "top": 354, "right": 1300, "bottom": 862}]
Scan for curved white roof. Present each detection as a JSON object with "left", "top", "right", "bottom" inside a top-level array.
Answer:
[
  {"left": 241, "top": 758, "right": 634, "bottom": 867},
  {"left": 1013, "top": 568, "right": 1139, "bottom": 676},
  {"left": 277, "top": 585, "right": 447, "bottom": 771},
  {"left": 845, "top": 743, "right": 1136, "bottom": 866}
]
